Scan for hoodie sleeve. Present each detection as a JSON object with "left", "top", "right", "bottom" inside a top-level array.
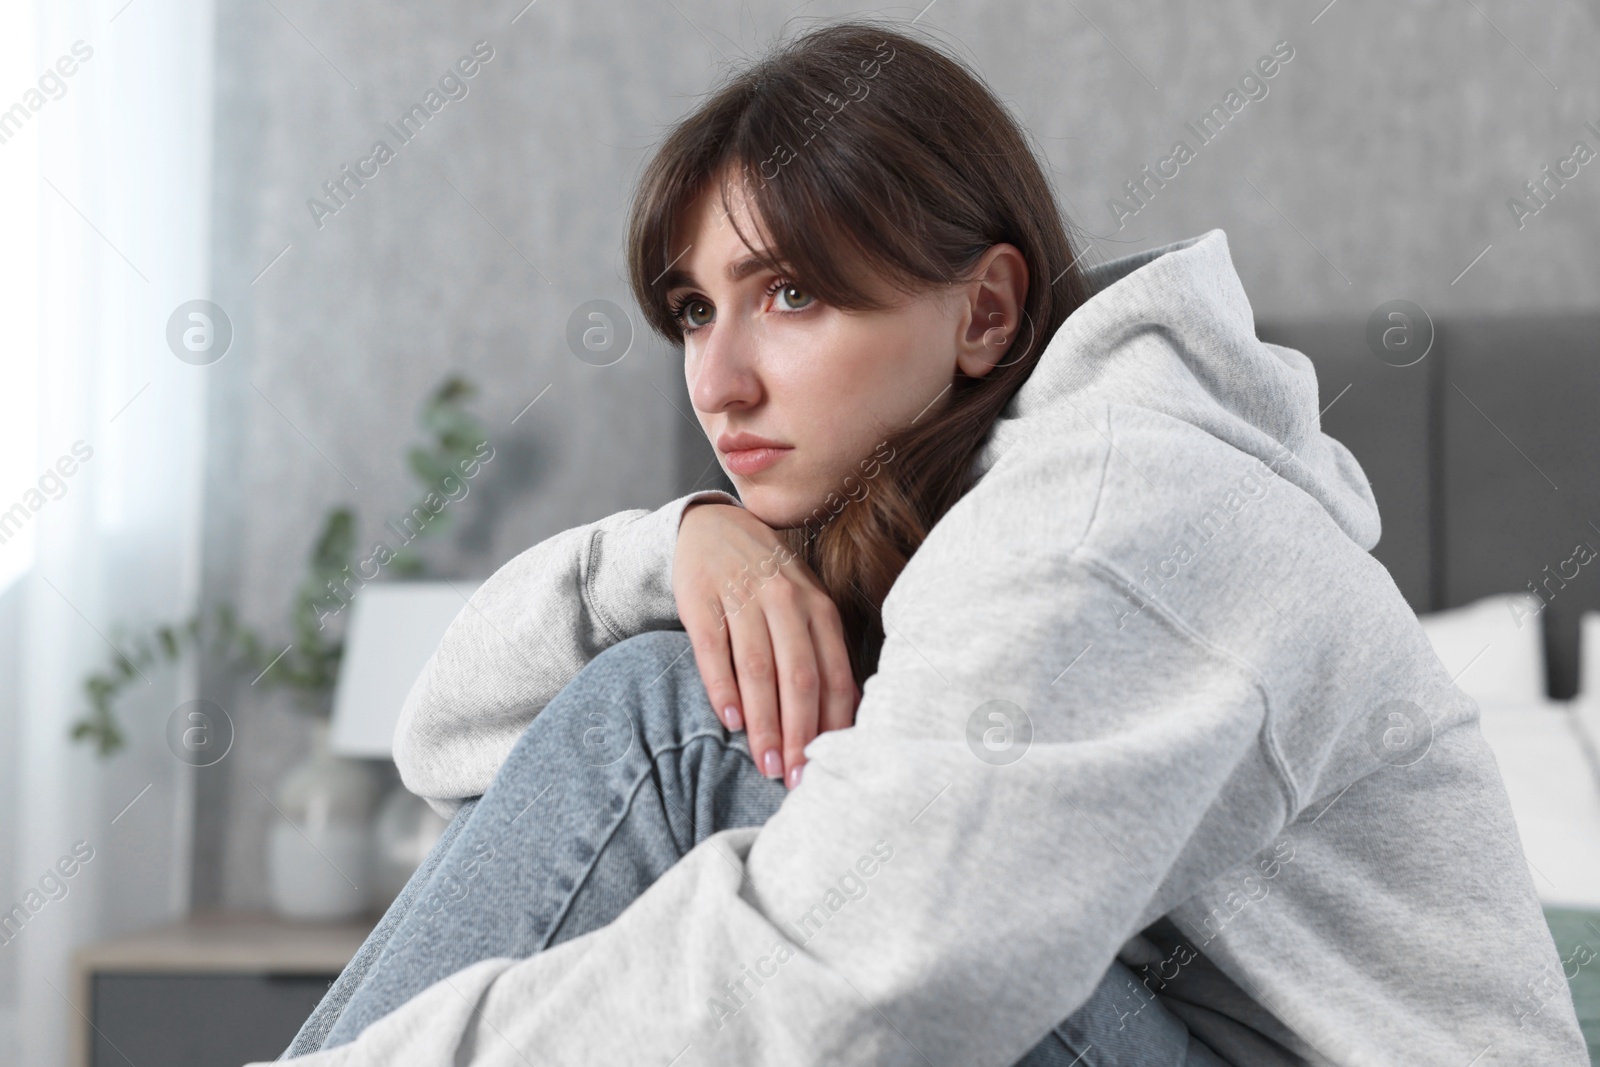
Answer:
[
  {"left": 301, "top": 440, "right": 1300, "bottom": 1067},
  {"left": 392, "top": 489, "right": 742, "bottom": 816}
]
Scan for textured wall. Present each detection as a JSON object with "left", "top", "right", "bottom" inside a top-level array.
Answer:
[{"left": 196, "top": 0, "right": 1600, "bottom": 909}]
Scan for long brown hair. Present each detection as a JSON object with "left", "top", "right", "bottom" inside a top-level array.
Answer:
[{"left": 627, "top": 18, "right": 1093, "bottom": 685}]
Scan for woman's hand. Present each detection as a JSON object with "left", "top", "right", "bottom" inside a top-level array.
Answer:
[{"left": 673, "top": 502, "right": 860, "bottom": 789}]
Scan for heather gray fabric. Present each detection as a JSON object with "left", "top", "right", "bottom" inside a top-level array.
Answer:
[
  {"left": 283, "top": 630, "right": 1225, "bottom": 1065},
  {"left": 260, "top": 229, "right": 1588, "bottom": 1066}
]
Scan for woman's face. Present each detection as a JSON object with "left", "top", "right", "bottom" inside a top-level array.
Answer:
[{"left": 664, "top": 174, "right": 1026, "bottom": 528}]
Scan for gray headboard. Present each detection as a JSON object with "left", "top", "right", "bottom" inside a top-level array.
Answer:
[{"left": 1256, "top": 316, "right": 1600, "bottom": 700}]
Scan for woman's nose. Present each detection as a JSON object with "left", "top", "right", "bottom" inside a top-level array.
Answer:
[{"left": 688, "top": 319, "right": 762, "bottom": 414}]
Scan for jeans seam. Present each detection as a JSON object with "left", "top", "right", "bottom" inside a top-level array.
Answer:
[{"left": 535, "top": 725, "right": 750, "bottom": 951}]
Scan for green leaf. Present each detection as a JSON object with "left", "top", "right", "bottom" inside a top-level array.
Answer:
[{"left": 73, "top": 374, "right": 490, "bottom": 756}]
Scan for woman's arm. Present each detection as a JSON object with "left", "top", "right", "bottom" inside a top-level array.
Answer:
[
  {"left": 285, "top": 431, "right": 1297, "bottom": 1064},
  {"left": 291, "top": 422, "right": 1579, "bottom": 1067},
  {"left": 392, "top": 489, "right": 739, "bottom": 816}
]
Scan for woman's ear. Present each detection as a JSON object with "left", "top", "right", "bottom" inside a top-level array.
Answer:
[{"left": 954, "top": 243, "right": 1029, "bottom": 380}]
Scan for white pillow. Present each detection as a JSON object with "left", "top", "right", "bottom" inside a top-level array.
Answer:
[
  {"left": 1580, "top": 611, "right": 1600, "bottom": 705},
  {"left": 1416, "top": 593, "right": 1547, "bottom": 706}
]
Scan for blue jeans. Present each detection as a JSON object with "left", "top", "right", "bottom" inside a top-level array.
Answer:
[{"left": 283, "top": 631, "right": 1224, "bottom": 1065}]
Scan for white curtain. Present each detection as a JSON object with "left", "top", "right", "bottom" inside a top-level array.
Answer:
[{"left": 0, "top": 0, "right": 215, "bottom": 1062}]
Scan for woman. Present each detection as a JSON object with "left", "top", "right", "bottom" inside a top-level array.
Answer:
[{"left": 269, "top": 19, "right": 1586, "bottom": 1067}]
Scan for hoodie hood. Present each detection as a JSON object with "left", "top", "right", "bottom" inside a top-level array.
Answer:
[{"left": 977, "top": 228, "right": 1381, "bottom": 551}]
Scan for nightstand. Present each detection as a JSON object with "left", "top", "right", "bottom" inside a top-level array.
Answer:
[{"left": 69, "top": 912, "right": 373, "bottom": 1067}]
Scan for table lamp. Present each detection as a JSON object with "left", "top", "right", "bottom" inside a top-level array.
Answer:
[{"left": 329, "top": 580, "right": 484, "bottom": 758}]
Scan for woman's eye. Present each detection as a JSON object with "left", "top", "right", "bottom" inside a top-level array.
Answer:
[
  {"left": 773, "top": 284, "right": 815, "bottom": 312},
  {"left": 679, "top": 299, "right": 714, "bottom": 328}
]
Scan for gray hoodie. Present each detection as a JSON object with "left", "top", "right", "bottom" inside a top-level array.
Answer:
[{"left": 265, "top": 229, "right": 1588, "bottom": 1066}]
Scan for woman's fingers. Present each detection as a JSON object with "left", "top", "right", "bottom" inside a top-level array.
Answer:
[
  {"left": 808, "top": 596, "right": 859, "bottom": 736},
  {"left": 726, "top": 606, "right": 784, "bottom": 781},
  {"left": 762, "top": 586, "right": 821, "bottom": 789},
  {"left": 681, "top": 593, "right": 744, "bottom": 731},
  {"left": 672, "top": 503, "right": 861, "bottom": 790}
]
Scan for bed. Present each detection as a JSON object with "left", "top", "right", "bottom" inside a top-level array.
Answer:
[{"left": 1258, "top": 316, "right": 1600, "bottom": 1060}]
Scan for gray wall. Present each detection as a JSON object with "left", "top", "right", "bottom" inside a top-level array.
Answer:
[{"left": 196, "top": 0, "right": 1600, "bottom": 909}]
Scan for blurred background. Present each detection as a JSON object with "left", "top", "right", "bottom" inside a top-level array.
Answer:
[{"left": 1, "top": 0, "right": 1597, "bottom": 1063}]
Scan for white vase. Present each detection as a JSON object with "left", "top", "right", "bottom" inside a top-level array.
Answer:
[
  {"left": 369, "top": 785, "right": 450, "bottom": 911},
  {"left": 267, "top": 719, "right": 380, "bottom": 921}
]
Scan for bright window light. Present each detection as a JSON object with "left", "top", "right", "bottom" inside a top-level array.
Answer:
[{"left": 0, "top": 0, "right": 41, "bottom": 594}]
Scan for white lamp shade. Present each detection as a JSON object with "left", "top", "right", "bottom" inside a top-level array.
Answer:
[{"left": 329, "top": 581, "right": 483, "bottom": 758}]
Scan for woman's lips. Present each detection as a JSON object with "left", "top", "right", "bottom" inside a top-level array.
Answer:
[{"left": 724, "top": 446, "right": 792, "bottom": 476}]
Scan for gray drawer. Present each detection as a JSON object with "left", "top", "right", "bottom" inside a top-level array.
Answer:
[{"left": 90, "top": 971, "right": 333, "bottom": 1067}]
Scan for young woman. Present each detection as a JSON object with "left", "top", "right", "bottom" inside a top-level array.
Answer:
[{"left": 269, "top": 19, "right": 1587, "bottom": 1067}]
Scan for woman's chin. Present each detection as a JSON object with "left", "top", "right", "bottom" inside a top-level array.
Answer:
[{"left": 733, "top": 485, "right": 812, "bottom": 531}]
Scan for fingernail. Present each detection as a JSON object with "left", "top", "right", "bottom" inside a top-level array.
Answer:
[
  {"left": 786, "top": 763, "right": 804, "bottom": 789},
  {"left": 723, "top": 705, "right": 743, "bottom": 731},
  {"left": 762, "top": 749, "right": 783, "bottom": 778}
]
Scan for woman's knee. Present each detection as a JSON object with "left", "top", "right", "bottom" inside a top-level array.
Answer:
[
  {"left": 522, "top": 630, "right": 719, "bottom": 767},
  {"left": 590, "top": 629, "right": 695, "bottom": 675},
  {"left": 579, "top": 631, "right": 708, "bottom": 715}
]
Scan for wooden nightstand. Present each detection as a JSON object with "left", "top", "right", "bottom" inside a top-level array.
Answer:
[{"left": 69, "top": 912, "right": 373, "bottom": 1067}]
